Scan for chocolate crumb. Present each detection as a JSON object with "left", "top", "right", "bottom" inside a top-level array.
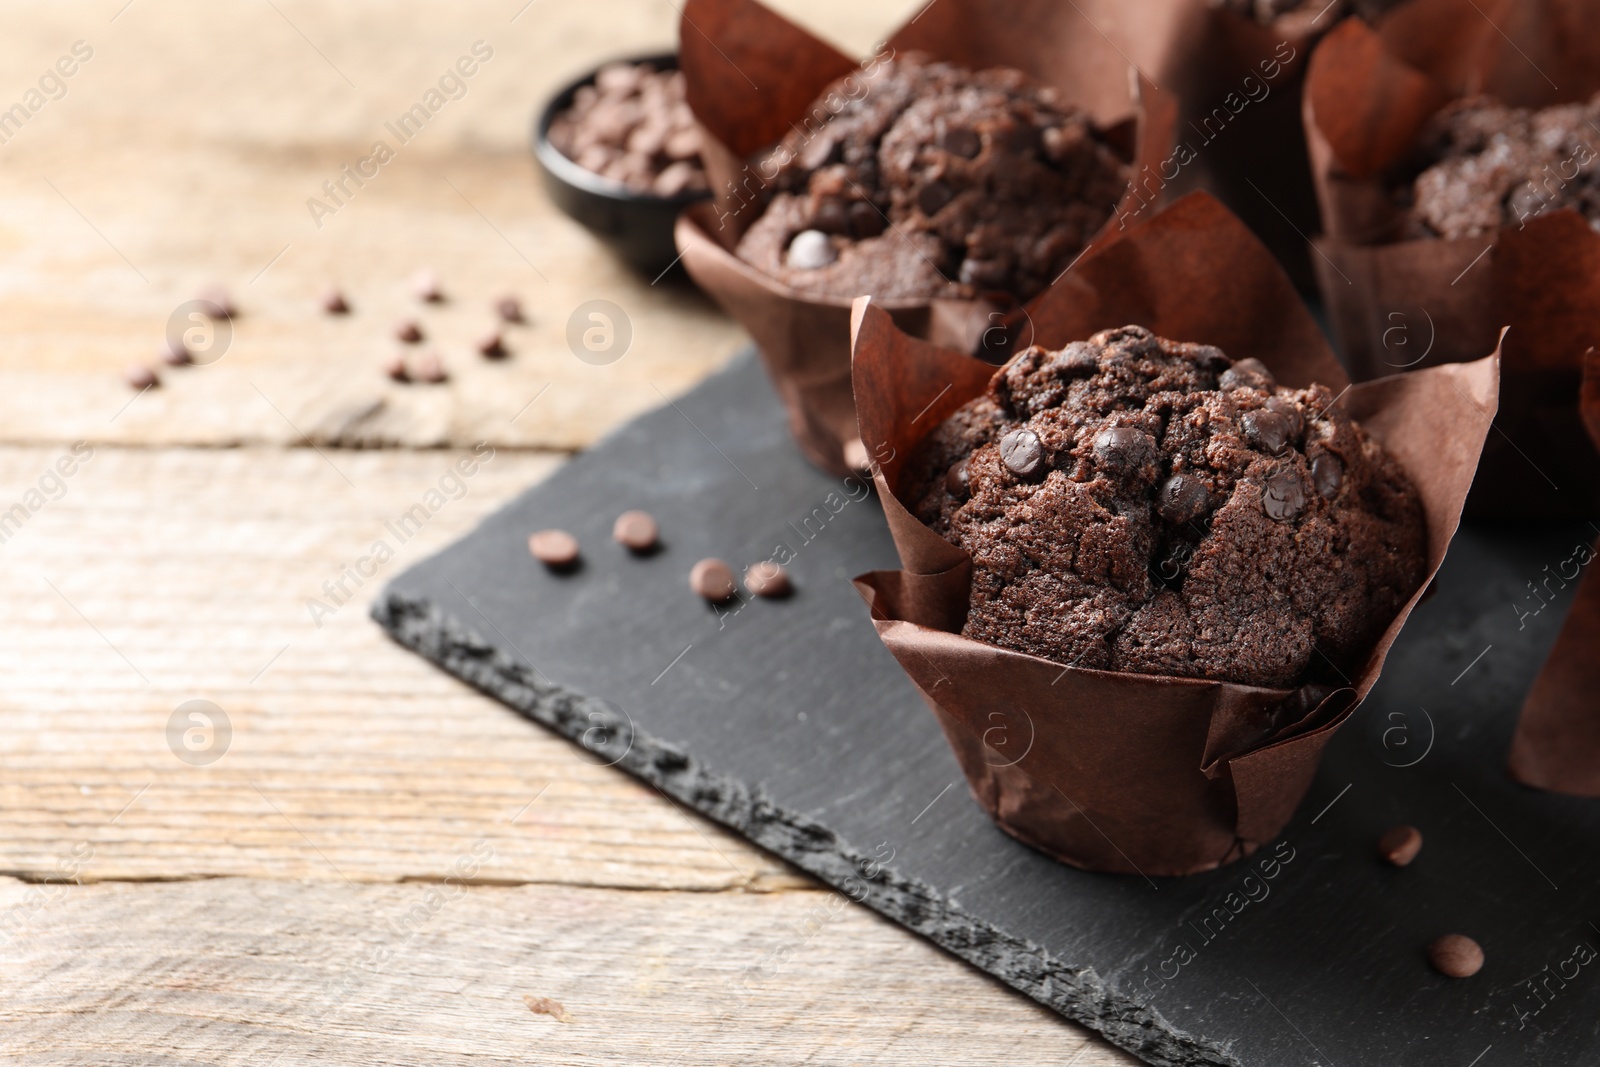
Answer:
[
  {"left": 395, "top": 321, "right": 424, "bottom": 344},
  {"left": 477, "top": 331, "right": 508, "bottom": 359},
  {"left": 322, "top": 287, "right": 350, "bottom": 314}
]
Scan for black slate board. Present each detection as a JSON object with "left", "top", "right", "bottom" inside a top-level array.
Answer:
[{"left": 374, "top": 349, "right": 1600, "bottom": 1067}]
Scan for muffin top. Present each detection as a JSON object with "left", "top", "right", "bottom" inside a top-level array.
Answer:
[
  {"left": 1402, "top": 92, "right": 1600, "bottom": 239},
  {"left": 901, "top": 326, "right": 1428, "bottom": 688},
  {"left": 1213, "top": 0, "right": 1405, "bottom": 25},
  {"left": 734, "top": 52, "right": 1130, "bottom": 303}
]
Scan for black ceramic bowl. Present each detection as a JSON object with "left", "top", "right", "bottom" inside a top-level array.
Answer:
[{"left": 533, "top": 52, "right": 712, "bottom": 278}]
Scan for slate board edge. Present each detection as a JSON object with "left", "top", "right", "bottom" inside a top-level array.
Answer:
[{"left": 372, "top": 590, "right": 1237, "bottom": 1067}]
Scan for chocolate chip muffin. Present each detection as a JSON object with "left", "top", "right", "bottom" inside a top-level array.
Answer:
[
  {"left": 735, "top": 52, "right": 1131, "bottom": 303},
  {"left": 901, "top": 326, "right": 1428, "bottom": 688},
  {"left": 1399, "top": 92, "right": 1600, "bottom": 239}
]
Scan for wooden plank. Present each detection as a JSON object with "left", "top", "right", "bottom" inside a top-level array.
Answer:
[
  {"left": 0, "top": 877, "right": 1139, "bottom": 1066},
  {"left": 0, "top": 0, "right": 921, "bottom": 450},
  {"left": 0, "top": 444, "right": 808, "bottom": 890}
]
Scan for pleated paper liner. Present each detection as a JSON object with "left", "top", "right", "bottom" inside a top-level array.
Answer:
[
  {"left": 850, "top": 192, "right": 1498, "bottom": 876},
  {"left": 1508, "top": 345, "right": 1600, "bottom": 797},
  {"left": 1303, "top": 9, "right": 1600, "bottom": 516},
  {"left": 674, "top": 0, "right": 1182, "bottom": 477}
]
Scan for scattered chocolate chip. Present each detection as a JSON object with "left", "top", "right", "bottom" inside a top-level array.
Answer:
[
  {"left": 1156, "top": 473, "right": 1210, "bottom": 525},
  {"left": 382, "top": 353, "right": 410, "bottom": 382},
  {"left": 689, "top": 558, "right": 737, "bottom": 602},
  {"left": 1312, "top": 452, "right": 1344, "bottom": 499},
  {"left": 124, "top": 364, "right": 159, "bottom": 390},
  {"left": 322, "top": 287, "right": 350, "bottom": 314},
  {"left": 477, "top": 331, "right": 507, "bottom": 359},
  {"left": 529, "top": 529, "right": 580, "bottom": 568},
  {"left": 395, "top": 320, "right": 424, "bottom": 344},
  {"left": 1220, "top": 357, "right": 1275, "bottom": 392},
  {"left": 1262, "top": 469, "right": 1306, "bottom": 522},
  {"left": 1057, "top": 342, "right": 1100, "bottom": 377},
  {"left": 412, "top": 351, "right": 448, "bottom": 384},
  {"left": 917, "top": 180, "right": 955, "bottom": 215},
  {"left": 495, "top": 295, "right": 525, "bottom": 324},
  {"left": 1242, "top": 409, "right": 1294, "bottom": 456},
  {"left": 612, "top": 510, "right": 659, "bottom": 552},
  {"left": 160, "top": 337, "right": 191, "bottom": 366},
  {"left": 999, "top": 428, "right": 1044, "bottom": 477},
  {"left": 786, "top": 230, "right": 837, "bottom": 271},
  {"left": 744, "top": 561, "right": 792, "bottom": 598},
  {"left": 945, "top": 455, "right": 972, "bottom": 497},
  {"left": 941, "top": 126, "right": 982, "bottom": 159},
  {"left": 197, "top": 285, "right": 235, "bottom": 319},
  {"left": 1377, "top": 825, "right": 1423, "bottom": 867},
  {"left": 1428, "top": 934, "right": 1484, "bottom": 978},
  {"left": 849, "top": 201, "right": 886, "bottom": 238},
  {"left": 1093, "top": 427, "right": 1156, "bottom": 472},
  {"left": 412, "top": 270, "right": 444, "bottom": 303}
]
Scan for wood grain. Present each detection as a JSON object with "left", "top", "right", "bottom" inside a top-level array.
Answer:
[
  {"left": 0, "top": 877, "right": 1138, "bottom": 1066},
  {"left": 0, "top": 0, "right": 920, "bottom": 451}
]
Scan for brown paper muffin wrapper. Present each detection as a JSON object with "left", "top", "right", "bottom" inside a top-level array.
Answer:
[
  {"left": 674, "top": 0, "right": 1181, "bottom": 477},
  {"left": 850, "top": 192, "right": 1499, "bottom": 876},
  {"left": 1303, "top": 13, "right": 1600, "bottom": 515},
  {"left": 1161, "top": 0, "right": 1347, "bottom": 293},
  {"left": 1508, "top": 346, "right": 1600, "bottom": 797}
]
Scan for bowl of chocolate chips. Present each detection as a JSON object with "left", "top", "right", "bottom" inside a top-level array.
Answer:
[{"left": 535, "top": 53, "right": 712, "bottom": 276}]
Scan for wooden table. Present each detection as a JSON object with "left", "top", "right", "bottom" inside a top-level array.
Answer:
[{"left": 0, "top": 3, "right": 1137, "bottom": 1062}]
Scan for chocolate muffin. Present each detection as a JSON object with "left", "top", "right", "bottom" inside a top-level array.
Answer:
[
  {"left": 1401, "top": 92, "right": 1600, "bottom": 239},
  {"left": 901, "top": 326, "right": 1428, "bottom": 688},
  {"left": 735, "top": 53, "right": 1131, "bottom": 303}
]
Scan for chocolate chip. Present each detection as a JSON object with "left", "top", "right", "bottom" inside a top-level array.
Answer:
[
  {"left": 412, "top": 270, "right": 444, "bottom": 303},
  {"left": 744, "top": 561, "right": 792, "bottom": 598},
  {"left": 799, "top": 133, "right": 838, "bottom": 171},
  {"left": 1093, "top": 427, "right": 1156, "bottom": 472},
  {"left": 612, "top": 510, "right": 659, "bottom": 552},
  {"left": 786, "top": 230, "right": 837, "bottom": 271},
  {"left": 1377, "top": 825, "right": 1423, "bottom": 867},
  {"left": 1428, "top": 934, "right": 1483, "bottom": 978},
  {"left": 529, "top": 529, "right": 580, "bottom": 568},
  {"left": 125, "top": 364, "right": 159, "bottom": 390},
  {"left": 160, "top": 337, "right": 191, "bottom": 366},
  {"left": 917, "top": 180, "right": 954, "bottom": 216},
  {"left": 1262, "top": 469, "right": 1306, "bottom": 522},
  {"left": 1220, "top": 357, "right": 1275, "bottom": 393},
  {"left": 945, "top": 455, "right": 972, "bottom": 497},
  {"left": 495, "top": 295, "right": 524, "bottom": 323},
  {"left": 999, "top": 428, "right": 1044, "bottom": 477},
  {"left": 1156, "top": 473, "right": 1210, "bottom": 525},
  {"left": 1242, "top": 409, "right": 1294, "bottom": 456},
  {"left": 412, "top": 351, "right": 448, "bottom": 384},
  {"left": 941, "top": 126, "right": 982, "bottom": 159},
  {"left": 690, "top": 558, "right": 737, "bottom": 602},
  {"left": 382, "top": 353, "right": 409, "bottom": 382},
  {"left": 322, "top": 287, "right": 350, "bottom": 315},
  {"left": 1312, "top": 452, "right": 1344, "bottom": 499},
  {"left": 395, "top": 320, "right": 424, "bottom": 344},
  {"left": 477, "top": 331, "right": 507, "bottom": 359},
  {"left": 959, "top": 257, "right": 1008, "bottom": 290},
  {"left": 849, "top": 201, "right": 886, "bottom": 238},
  {"left": 197, "top": 285, "right": 235, "bottom": 319},
  {"left": 812, "top": 196, "right": 850, "bottom": 235},
  {"left": 1264, "top": 395, "right": 1305, "bottom": 441}
]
